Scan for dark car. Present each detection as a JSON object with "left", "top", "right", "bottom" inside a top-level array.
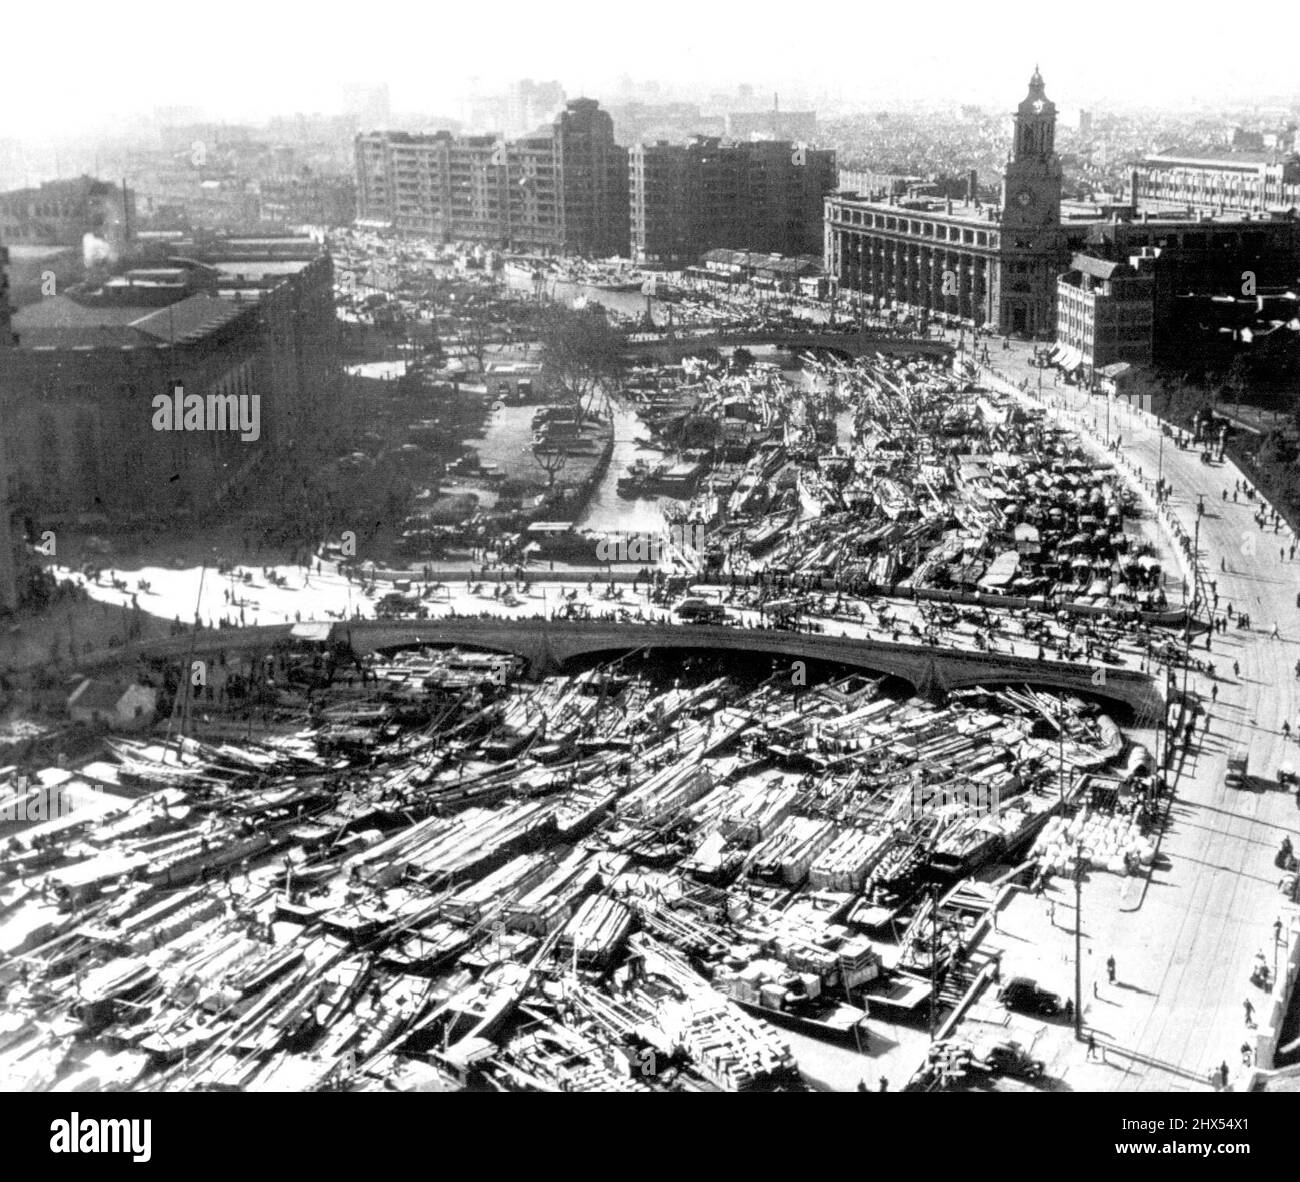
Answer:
[{"left": 997, "top": 976, "right": 1062, "bottom": 1016}]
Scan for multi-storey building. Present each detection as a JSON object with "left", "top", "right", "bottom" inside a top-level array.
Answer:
[
  {"left": 1136, "top": 150, "right": 1300, "bottom": 214},
  {"left": 355, "top": 100, "right": 627, "bottom": 255},
  {"left": 0, "top": 176, "right": 135, "bottom": 251},
  {"left": 1056, "top": 254, "right": 1155, "bottom": 376},
  {"left": 630, "top": 137, "right": 835, "bottom": 265},
  {"left": 825, "top": 70, "right": 1066, "bottom": 336},
  {"left": 0, "top": 234, "right": 339, "bottom": 523}
]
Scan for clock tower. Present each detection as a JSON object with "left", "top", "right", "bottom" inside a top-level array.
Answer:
[
  {"left": 1002, "top": 67, "right": 1061, "bottom": 227},
  {"left": 996, "top": 67, "right": 1064, "bottom": 336}
]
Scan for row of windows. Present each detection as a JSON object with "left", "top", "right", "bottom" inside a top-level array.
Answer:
[{"left": 832, "top": 210, "right": 992, "bottom": 247}]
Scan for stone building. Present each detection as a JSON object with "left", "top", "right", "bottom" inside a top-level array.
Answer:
[
  {"left": 0, "top": 235, "right": 339, "bottom": 525},
  {"left": 824, "top": 69, "right": 1067, "bottom": 336},
  {"left": 1136, "top": 151, "right": 1300, "bottom": 215}
]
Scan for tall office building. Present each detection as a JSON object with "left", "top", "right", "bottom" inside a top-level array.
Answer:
[
  {"left": 630, "top": 137, "right": 835, "bottom": 265},
  {"left": 355, "top": 100, "right": 628, "bottom": 254}
]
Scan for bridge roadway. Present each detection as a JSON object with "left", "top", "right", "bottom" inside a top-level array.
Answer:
[
  {"left": 89, "top": 615, "right": 1159, "bottom": 716},
  {"left": 622, "top": 329, "right": 953, "bottom": 363}
]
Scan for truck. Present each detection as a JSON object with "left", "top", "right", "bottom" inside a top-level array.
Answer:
[
  {"left": 915, "top": 1036, "right": 1046, "bottom": 1087},
  {"left": 1225, "top": 748, "right": 1249, "bottom": 789}
]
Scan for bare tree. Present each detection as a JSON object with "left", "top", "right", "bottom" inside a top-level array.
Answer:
[
  {"left": 538, "top": 305, "right": 626, "bottom": 427},
  {"left": 460, "top": 313, "right": 493, "bottom": 372},
  {"left": 532, "top": 445, "right": 568, "bottom": 488}
]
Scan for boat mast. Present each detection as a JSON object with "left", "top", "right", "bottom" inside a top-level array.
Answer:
[{"left": 165, "top": 562, "right": 208, "bottom": 761}]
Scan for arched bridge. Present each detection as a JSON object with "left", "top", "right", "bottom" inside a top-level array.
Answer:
[
  {"left": 84, "top": 617, "right": 1160, "bottom": 716},
  {"left": 351, "top": 618, "right": 1159, "bottom": 716}
]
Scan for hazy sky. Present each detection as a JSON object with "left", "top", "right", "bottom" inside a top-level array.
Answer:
[{"left": 17, "top": 0, "right": 1300, "bottom": 136}]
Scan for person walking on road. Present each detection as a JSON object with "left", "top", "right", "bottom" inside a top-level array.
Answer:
[
  {"left": 1087, "top": 1032, "right": 1099, "bottom": 1061},
  {"left": 1234, "top": 660, "right": 1241, "bottom": 679},
  {"left": 1107, "top": 955, "right": 1116, "bottom": 984},
  {"left": 1244, "top": 999, "right": 1256, "bottom": 1028}
]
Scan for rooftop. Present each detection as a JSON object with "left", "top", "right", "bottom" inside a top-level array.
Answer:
[
  {"left": 829, "top": 192, "right": 998, "bottom": 227},
  {"left": 1145, "top": 149, "right": 1287, "bottom": 168},
  {"left": 12, "top": 292, "right": 249, "bottom": 349}
]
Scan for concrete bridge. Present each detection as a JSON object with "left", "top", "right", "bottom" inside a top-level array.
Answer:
[
  {"left": 96, "top": 617, "right": 1160, "bottom": 718},
  {"left": 621, "top": 330, "right": 953, "bottom": 365}
]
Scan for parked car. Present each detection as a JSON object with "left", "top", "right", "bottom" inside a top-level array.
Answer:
[
  {"left": 997, "top": 976, "right": 1062, "bottom": 1016},
  {"left": 974, "top": 1038, "right": 1046, "bottom": 1081}
]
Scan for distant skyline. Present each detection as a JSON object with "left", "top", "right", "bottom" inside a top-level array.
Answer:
[{"left": 11, "top": 0, "right": 1300, "bottom": 140}]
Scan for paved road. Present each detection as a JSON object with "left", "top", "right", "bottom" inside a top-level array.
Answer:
[{"left": 986, "top": 346, "right": 1300, "bottom": 1091}]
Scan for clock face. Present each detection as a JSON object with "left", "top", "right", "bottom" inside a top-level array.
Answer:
[
  {"left": 1032, "top": 100, "right": 1046, "bottom": 114},
  {"left": 1016, "top": 189, "right": 1034, "bottom": 208}
]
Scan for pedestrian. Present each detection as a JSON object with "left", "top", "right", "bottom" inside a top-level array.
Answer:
[
  {"left": 1086, "top": 1032, "right": 1099, "bottom": 1060},
  {"left": 1244, "top": 998, "right": 1255, "bottom": 1027},
  {"left": 1275, "top": 916, "right": 1284, "bottom": 944},
  {"left": 1233, "top": 660, "right": 1240, "bottom": 679},
  {"left": 878, "top": 1076, "right": 889, "bottom": 1092},
  {"left": 1211, "top": 684, "right": 1218, "bottom": 703},
  {"left": 1220, "top": 1061, "right": 1230, "bottom": 1088},
  {"left": 1107, "top": 955, "right": 1116, "bottom": 984}
]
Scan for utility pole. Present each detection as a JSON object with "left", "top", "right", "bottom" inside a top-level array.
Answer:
[
  {"left": 1058, "top": 699, "right": 1066, "bottom": 804},
  {"left": 928, "top": 876, "right": 939, "bottom": 1041},
  {"left": 1074, "top": 859, "right": 1084, "bottom": 1040}
]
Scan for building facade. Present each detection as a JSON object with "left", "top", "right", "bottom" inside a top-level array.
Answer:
[
  {"left": 355, "top": 100, "right": 628, "bottom": 255},
  {"left": 0, "top": 235, "right": 339, "bottom": 524},
  {"left": 630, "top": 137, "right": 835, "bottom": 265},
  {"left": 1055, "top": 254, "right": 1155, "bottom": 377},
  {"left": 824, "top": 70, "right": 1066, "bottom": 336},
  {"left": 0, "top": 176, "right": 135, "bottom": 252},
  {"left": 1136, "top": 151, "right": 1300, "bottom": 214}
]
